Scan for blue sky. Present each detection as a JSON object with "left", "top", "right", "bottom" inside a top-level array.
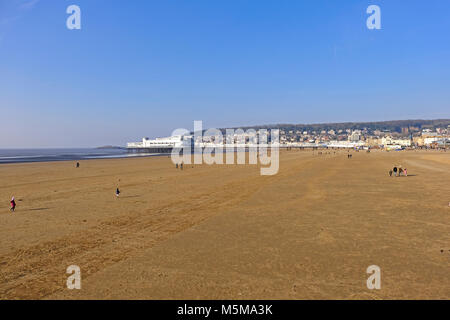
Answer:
[{"left": 0, "top": 0, "right": 449, "bottom": 147}]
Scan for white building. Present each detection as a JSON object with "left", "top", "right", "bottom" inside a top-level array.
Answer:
[
  {"left": 424, "top": 137, "right": 448, "bottom": 145},
  {"left": 127, "top": 135, "right": 191, "bottom": 149},
  {"left": 328, "top": 140, "right": 365, "bottom": 149},
  {"left": 348, "top": 130, "right": 361, "bottom": 142},
  {"left": 381, "top": 136, "right": 411, "bottom": 147}
]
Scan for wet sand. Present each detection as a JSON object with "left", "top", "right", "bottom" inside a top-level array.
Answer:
[{"left": 0, "top": 150, "right": 449, "bottom": 299}]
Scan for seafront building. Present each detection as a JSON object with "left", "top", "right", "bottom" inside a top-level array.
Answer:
[
  {"left": 381, "top": 136, "right": 412, "bottom": 147},
  {"left": 127, "top": 124, "right": 449, "bottom": 152},
  {"left": 127, "top": 135, "right": 193, "bottom": 153}
]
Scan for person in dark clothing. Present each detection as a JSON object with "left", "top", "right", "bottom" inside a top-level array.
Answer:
[
  {"left": 10, "top": 197, "right": 16, "bottom": 212},
  {"left": 116, "top": 188, "right": 120, "bottom": 197},
  {"left": 76, "top": 162, "right": 80, "bottom": 168}
]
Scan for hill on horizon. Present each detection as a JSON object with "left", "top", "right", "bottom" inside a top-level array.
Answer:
[{"left": 225, "top": 119, "right": 450, "bottom": 134}]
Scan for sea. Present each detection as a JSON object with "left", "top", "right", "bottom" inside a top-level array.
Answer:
[{"left": 0, "top": 148, "right": 160, "bottom": 164}]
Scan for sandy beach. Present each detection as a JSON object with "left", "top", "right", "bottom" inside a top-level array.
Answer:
[{"left": 0, "top": 150, "right": 449, "bottom": 299}]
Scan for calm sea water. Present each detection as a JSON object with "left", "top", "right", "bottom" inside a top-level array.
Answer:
[{"left": 0, "top": 148, "right": 160, "bottom": 164}]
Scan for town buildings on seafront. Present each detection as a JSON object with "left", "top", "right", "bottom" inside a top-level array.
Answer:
[{"left": 127, "top": 124, "right": 450, "bottom": 152}]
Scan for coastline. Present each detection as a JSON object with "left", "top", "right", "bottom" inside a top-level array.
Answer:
[{"left": 0, "top": 148, "right": 165, "bottom": 165}]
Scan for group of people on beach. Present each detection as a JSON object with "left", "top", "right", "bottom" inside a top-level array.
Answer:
[
  {"left": 8, "top": 161, "right": 123, "bottom": 213},
  {"left": 389, "top": 166, "right": 408, "bottom": 177}
]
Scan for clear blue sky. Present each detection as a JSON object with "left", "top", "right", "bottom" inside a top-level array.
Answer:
[{"left": 1, "top": 0, "right": 449, "bottom": 147}]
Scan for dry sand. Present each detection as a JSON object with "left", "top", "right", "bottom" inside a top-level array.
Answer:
[{"left": 0, "top": 150, "right": 449, "bottom": 299}]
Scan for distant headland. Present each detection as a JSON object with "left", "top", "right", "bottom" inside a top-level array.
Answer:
[{"left": 96, "top": 145, "right": 126, "bottom": 150}]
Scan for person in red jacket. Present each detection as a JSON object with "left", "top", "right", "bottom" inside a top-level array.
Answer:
[{"left": 10, "top": 197, "right": 16, "bottom": 212}]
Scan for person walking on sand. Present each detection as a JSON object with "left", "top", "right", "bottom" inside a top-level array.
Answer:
[
  {"left": 404, "top": 168, "right": 408, "bottom": 177},
  {"left": 180, "top": 162, "right": 183, "bottom": 170},
  {"left": 10, "top": 197, "right": 16, "bottom": 212},
  {"left": 115, "top": 187, "right": 120, "bottom": 197}
]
